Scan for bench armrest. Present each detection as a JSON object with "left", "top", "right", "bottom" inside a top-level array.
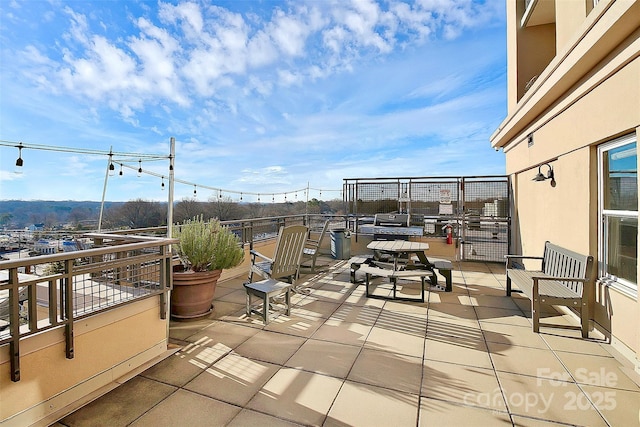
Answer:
[
  {"left": 531, "top": 275, "right": 590, "bottom": 283},
  {"left": 505, "top": 255, "right": 543, "bottom": 269},
  {"left": 250, "top": 249, "right": 273, "bottom": 264}
]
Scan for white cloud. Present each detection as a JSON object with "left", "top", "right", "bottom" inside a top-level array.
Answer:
[{"left": 0, "top": 1, "right": 506, "bottom": 201}]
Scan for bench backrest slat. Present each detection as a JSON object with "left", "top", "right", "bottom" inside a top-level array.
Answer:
[{"left": 542, "top": 241, "right": 594, "bottom": 296}]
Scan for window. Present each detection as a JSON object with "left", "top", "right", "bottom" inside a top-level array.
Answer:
[{"left": 598, "top": 134, "right": 637, "bottom": 297}]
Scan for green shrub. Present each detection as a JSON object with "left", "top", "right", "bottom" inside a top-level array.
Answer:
[{"left": 174, "top": 216, "right": 244, "bottom": 272}]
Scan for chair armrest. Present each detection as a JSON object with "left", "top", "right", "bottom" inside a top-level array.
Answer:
[{"left": 250, "top": 249, "right": 273, "bottom": 264}]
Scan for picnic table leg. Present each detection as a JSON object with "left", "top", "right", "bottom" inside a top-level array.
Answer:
[
  {"left": 441, "top": 269, "right": 452, "bottom": 292},
  {"left": 365, "top": 273, "right": 372, "bottom": 297}
]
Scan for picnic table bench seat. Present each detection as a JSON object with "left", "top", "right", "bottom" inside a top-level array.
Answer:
[
  {"left": 349, "top": 255, "right": 375, "bottom": 283},
  {"left": 358, "top": 264, "right": 434, "bottom": 302},
  {"left": 506, "top": 241, "right": 594, "bottom": 338},
  {"left": 411, "top": 256, "right": 453, "bottom": 292}
]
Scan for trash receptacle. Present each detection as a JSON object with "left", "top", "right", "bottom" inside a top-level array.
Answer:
[{"left": 330, "top": 229, "right": 351, "bottom": 260}]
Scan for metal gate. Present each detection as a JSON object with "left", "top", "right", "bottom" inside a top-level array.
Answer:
[
  {"left": 459, "top": 177, "right": 510, "bottom": 262},
  {"left": 343, "top": 176, "right": 510, "bottom": 263}
]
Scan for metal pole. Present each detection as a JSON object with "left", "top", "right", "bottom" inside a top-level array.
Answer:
[
  {"left": 98, "top": 147, "right": 112, "bottom": 231},
  {"left": 166, "top": 137, "right": 175, "bottom": 335},
  {"left": 167, "top": 137, "right": 175, "bottom": 238}
]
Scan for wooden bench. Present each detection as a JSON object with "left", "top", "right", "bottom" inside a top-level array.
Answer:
[
  {"left": 244, "top": 278, "right": 292, "bottom": 325},
  {"left": 358, "top": 264, "right": 434, "bottom": 302},
  {"left": 506, "top": 241, "right": 594, "bottom": 337}
]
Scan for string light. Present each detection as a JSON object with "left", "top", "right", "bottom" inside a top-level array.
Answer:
[
  {"left": 2, "top": 138, "right": 342, "bottom": 201},
  {"left": 108, "top": 153, "right": 115, "bottom": 176},
  {"left": 161, "top": 177, "right": 165, "bottom": 190},
  {"left": 15, "top": 143, "right": 23, "bottom": 174},
  {"left": 193, "top": 184, "right": 197, "bottom": 197}
]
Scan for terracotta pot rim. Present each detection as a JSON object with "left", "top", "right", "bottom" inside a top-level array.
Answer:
[{"left": 173, "top": 268, "right": 222, "bottom": 275}]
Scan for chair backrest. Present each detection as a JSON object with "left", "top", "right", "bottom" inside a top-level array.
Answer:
[
  {"left": 305, "top": 220, "right": 330, "bottom": 253},
  {"left": 270, "top": 225, "right": 308, "bottom": 281}
]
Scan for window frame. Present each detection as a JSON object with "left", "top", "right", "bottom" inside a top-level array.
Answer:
[{"left": 597, "top": 133, "right": 638, "bottom": 298}]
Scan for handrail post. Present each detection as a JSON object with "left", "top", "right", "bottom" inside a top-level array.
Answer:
[
  {"left": 9, "top": 267, "right": 20, "bottom": 382},
  {"left": 64, "top": 259, "right": 74, "bottom": 360}
]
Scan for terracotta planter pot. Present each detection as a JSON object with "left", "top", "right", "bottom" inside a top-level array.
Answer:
[{"left": 171, "top": 269, "right": 222, "bottom": 320}]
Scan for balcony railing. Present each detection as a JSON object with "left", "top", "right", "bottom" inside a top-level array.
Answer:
[
  {"left": 0, "top": 234, "right": 176, "bottom": 382},
  {"left": 0, "top": 214, "right": 350, "bottom": 383}
]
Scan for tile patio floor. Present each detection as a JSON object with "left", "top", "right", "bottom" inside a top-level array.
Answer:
[{"left": 56, "top": 258, "right": 640, "bottom": 427}]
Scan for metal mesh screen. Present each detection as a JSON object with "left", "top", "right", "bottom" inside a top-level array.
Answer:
[
  {"left": 460, "top": 178, "right": 509, "bottom": 262},
  {"left": 344, "top": 176, "right": 510, "bottom": 262}
]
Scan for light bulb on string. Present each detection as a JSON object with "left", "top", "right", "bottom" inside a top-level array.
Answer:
[
  {"left": 240, "top": 192, "right": 243, "bottom": 201},
  {"left": 258, "top": 194, "right": 261, "bottom": 202},
  {"left": 15, "top": 143, "right": 24, "bottom": 174},
  {"left": 119, "top": 164, "right": 123, "bottom": 176},
  {"left": 193, "top": 185, "right": 197, "bottom": 198},
  {"left": 219, "top": 190, "right": 222, "bottom": 199},
  {"left": 108, "top": 154, "right": 115, "bottom": 176},
  {"left": 272, "top": 194, "right": 275, "bottom": 203},
  {"left": 161, "top": 177, "right": 165, "bottom": 190},
  {"left": 137, "top": 159, "right": 142, "bottom": 177}
]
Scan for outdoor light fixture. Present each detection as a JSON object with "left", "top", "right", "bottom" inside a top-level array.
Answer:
[
  {"left": 532, "top": 163, "right": 555, "bottom": 186},
  {"left": 137, "top": 159, "right": 142, "bottom": 177},
  {"left": 15, "top": 143, "right": 24, "bottom": 173},
  {"left": 161, "top": 177, "right": 165, "bottom": 190},
  {"left": 193, "top": 185, "right": 197, "bottom": 197},
  {"left": 119, "top": 164, "right": 123, "bottom": 176},
  {"left": 108, "top": 154, "right": 115, "bottom": 176}
]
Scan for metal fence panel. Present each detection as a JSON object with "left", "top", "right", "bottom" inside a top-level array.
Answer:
[
  {"left": 460, "top": 177, "right": 510, "bottom": 262},
  {"left": 344, "top": 176, "right": 510, "bottom": 263}
]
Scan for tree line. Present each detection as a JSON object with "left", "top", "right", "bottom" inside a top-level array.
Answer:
[{"left": 0, "top": 197, "right": 344, "bottom": 230}]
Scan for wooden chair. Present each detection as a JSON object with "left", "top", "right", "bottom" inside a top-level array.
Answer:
[
  {"left": 300, "top": 220, "right": 330, "bottom": 273},
  {"left": 246, "top": 225, "right": 308, "bottom": 286}
]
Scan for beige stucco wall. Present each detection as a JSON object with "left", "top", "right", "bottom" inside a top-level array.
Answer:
[
  {"left": 555, "top": 0, "right": 588, "bottom": 50},
  {"left": 501, "top": 8, "right": 639, "bottom": 366},
  {"left": 510, "top": 149, "right": 593, "bottom": 258},
  {"left": 0, "top": 297, "right": 168, "bottom": 426}
]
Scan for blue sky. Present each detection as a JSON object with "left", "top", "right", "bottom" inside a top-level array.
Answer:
[{"left": 0, "top": 0, "right": 507, "bottom": 202}]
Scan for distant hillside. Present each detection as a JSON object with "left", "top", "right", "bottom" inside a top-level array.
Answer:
[{"left": 0, "top": 200, "right": 125, "bottom": 229}]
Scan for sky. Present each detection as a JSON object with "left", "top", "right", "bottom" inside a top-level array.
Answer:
[{"left": 0, "top": 0, "right": 507, "bottom": 202}]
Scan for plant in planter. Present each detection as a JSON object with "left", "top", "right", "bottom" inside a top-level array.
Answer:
[{"left": 171, "top": 216, "right": 244, "bottom": 320}]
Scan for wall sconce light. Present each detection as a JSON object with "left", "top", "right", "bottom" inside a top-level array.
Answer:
[{"left": 532, "top": 163, "right": 555, "bottom": 187}]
